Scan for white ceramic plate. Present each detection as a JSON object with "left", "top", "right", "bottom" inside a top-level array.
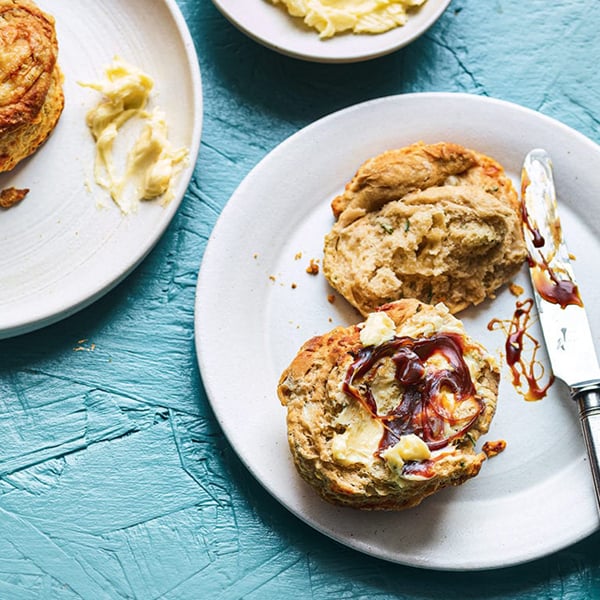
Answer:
[
  {"left": 0, "top": 0, "right": 202, "bottom": 339},
  {"left": 210, "top": 0, "right": 451, "bottom": 63},
  {"left": 195, "top": 93, "right": 600, "bottom": 570}
]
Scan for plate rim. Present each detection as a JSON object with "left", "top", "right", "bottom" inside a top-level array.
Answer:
[
  {"left": 210, "top": 0, "right": 452, "bottom": 64},
  {"left": 194, "top": 91, "right": 600, "bottom": 570}
]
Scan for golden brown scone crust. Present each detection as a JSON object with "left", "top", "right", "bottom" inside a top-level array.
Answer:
[
  {"left": 0, "top": 0, "right": 63, "bottom": 171},
  {"left": 323, "top": 142, "right": 527, "bottom": 315},
  {"left": 277, "top": 299, "right": 500, "bottom": 510}
]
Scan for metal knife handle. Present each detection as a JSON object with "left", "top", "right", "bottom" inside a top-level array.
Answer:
[{"left": 574, "top": 385, "right": 600, "bottom": 513}]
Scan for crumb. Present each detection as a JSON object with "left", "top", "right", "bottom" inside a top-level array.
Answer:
[
  {"left": 73, "top": 339, "right": 96, "bottom": 353},
  {"left": 253, "top": 253, "right": 258, "bottom": 259},
  {"left": 569, "top": 253, "right": 576, "bottom": 261},
  {"left": 306, "top": 259, "right": 319, "bottom": 275},
  {"left": 269, "top": 275, "right": 276, "bottom": 282},
  {"left": 0, "top": 187, "right": 29, "bottom": 209},
  {"left": 295, "top": 252, "right": 302, "bottom": 260},
  {"left": 291, "top": 282, "right": 297, "bottom": 289},
  {"left": 482, "top": 439, "right": 507, "bottom": 458},
  {"left": 509, "top": 283, "right": 524, "bottom": 296},
  {"left": 327, "top": 294, "right": 336, "bottom": 304},
  {"left": 328, "top": 317, "right": 333, "bottom": 322}
]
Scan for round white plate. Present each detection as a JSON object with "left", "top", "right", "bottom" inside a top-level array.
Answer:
[
  {"left": 0, "top": 0, "right": 202, "bottom": 339},
  {"left": 195, "top": 93, "right": 600, "bottom": 570},
  {"left": 210, "top": 0, "right": 451, "bottom": 63}
]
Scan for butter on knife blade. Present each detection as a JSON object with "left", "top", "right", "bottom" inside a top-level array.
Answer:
[{"left": 521, "top": 148, "right": 600, "bottom": 511}]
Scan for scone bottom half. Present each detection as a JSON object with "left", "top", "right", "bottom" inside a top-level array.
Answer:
[
  {"left": 277, "top": 299, "right": 500, "bottom": 511},
  {"left": 323, "top": 141, "right": 528, "bottom": 316}
]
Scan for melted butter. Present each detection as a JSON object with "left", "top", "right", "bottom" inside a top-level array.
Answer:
[
  {"left": 382, "top": 433, "right": 431, "bottom": 473},
  {"left": 331, "top": 402, "right": 383, "bottom": 466},
  {"left": 400, "top": 302, "right": 466, "bottom": 339},
  {"left": 81, "top": 57, "right": 188, "bottom": 214},
  {"left": 359, "top": 311, "right": 396, "bottom": 347},
  {"left": 125, "top": 108, "right": 188, "bottom": 202},
  {"left": 271, "top": 0, "right": 427, "bottom": 39}
]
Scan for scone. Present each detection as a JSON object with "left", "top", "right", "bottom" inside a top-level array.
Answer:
[
  {"left": 323, "top": 142, "right": 527, "bottom": 315},
  {"left": 277, "top": 299, "right": 500, "bottom": 510},
  {"left": 0, "top": 0, "right": 64, "bottom": 172}
]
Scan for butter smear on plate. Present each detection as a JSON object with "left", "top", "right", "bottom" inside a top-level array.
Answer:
[
  {"left": 271, "top": 0, "right": 427, "bottom": 39},
  {"left": 80, "top": 57, "right": 188, "bottom": 214}
]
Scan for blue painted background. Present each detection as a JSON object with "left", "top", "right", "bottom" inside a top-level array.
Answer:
[{"left": 1, "top": 0, "right": 599, "bottom": 597}]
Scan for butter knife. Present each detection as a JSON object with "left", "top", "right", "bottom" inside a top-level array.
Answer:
[{"left": 521, "top": 148, "right": 600, "bottom": 511}]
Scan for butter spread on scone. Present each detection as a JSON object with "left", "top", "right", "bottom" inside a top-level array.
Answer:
[
  {"left": 359, "top": 310, "right": 396, "bottom": 346},
  {"left": 323, "top": 141, "right": 527, "bottom": 315},
  {"left": 0, "top": 0, "right": 64, "bottom": 172},
  {"left": 277, "top": 299, "right": 500, "bottom": 510},
  {"left": 271, "top": 0, "right": 427, "bottom": 39},
  {"left": 81, "top": 57, "right": 188, "bottom": 214}
]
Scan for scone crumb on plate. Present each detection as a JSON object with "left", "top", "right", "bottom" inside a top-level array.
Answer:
[
  {"left": 482, "top": 439, "right": 507, "bottom": 458},
  {"left": 509, "top": 282, "right": 524, "bottom": 296},
  {"left": 306, "top": 258, "right": 320, "bottom": 275},
  {"left": 0, "top": 187, "right": 29, "bottom": 209}
]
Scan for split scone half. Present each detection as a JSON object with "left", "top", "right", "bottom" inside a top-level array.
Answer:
[
  {"left": 323, "top": 141, "right": 527, "bottom": 315},
  {"left": 277, "top": 299, "right": 500, "bottom": 510},
  {"left": 0, "top": 0, "right": 64, "bottom": 172}
]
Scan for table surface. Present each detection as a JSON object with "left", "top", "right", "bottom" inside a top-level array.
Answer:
[{"left": 2, "top": 0, "right": 600, "bottom": 598}]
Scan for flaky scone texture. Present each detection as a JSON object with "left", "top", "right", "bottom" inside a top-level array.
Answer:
[
  {"left": 0, "top": 0, "right": 63, "bottom": 171},
  {"left": 277, "top": 299, "right": 500, "bottom": 510},
  {"left": 323, "top": 142, "right": 527, "bottom": 315}
]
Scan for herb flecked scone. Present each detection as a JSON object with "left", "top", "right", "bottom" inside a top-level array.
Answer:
[
  {"left": 323, "top": 141, "right": 527, "bottom": 315},
  {"left": 277, "top": 299, "right": 500, "bottom": 510},
  {"left": 0, "top": 0, "right": 64, "bottom": 172}
]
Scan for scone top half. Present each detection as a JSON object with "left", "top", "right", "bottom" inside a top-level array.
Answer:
[
  {"left": 277, "top": 299, "right": 500, "bottom": 510},
  {"left": 323, "top": 141, "right": 527, "bottom": 315},
  {"left": 0, "top": 0, "right": 58, "bottom": 132},
  {"left": 0, "top": 0, "right": 64, "bottom": 173}
]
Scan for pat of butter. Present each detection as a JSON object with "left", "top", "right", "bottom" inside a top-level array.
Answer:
[
  {"left": 382, "top": 433, "right": 431, "bottom": 471},
  {"left": 81, "top": 56, "right": 188, "bottom": 214},
  {"left": 331, "top": 408, "right": 383, "bottom": 466},
  {"left": 126, "top": 108, "right": 188, "bottom": 202},
  {"left": 360, "top": 311, "right": 396, "bottom": 347},
  {"left": 271, "top": 0, "right": 427, "bottom": 39}
]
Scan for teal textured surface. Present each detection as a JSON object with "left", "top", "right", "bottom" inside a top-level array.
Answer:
[{"left": 1, "top": 0, "right": 600, "bottom": 598}]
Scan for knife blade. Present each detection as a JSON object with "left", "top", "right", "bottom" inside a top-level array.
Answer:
[{"left": 521, "top": 148, "right": 600, "bottom": 511}]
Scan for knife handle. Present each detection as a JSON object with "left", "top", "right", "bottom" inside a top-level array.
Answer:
[{"left": 575, "top": 386, "right": 600, "bottom": 514}]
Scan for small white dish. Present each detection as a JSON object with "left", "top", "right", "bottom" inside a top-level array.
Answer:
[
  {"left": 0, "top": 0, "right": 202, "bottom": 339},
  {"left": 210, "top": 0, "right": 452, "bottom": 63},
  {"left": 195, "top": 92, "right": 600, "bottom": 570}
]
